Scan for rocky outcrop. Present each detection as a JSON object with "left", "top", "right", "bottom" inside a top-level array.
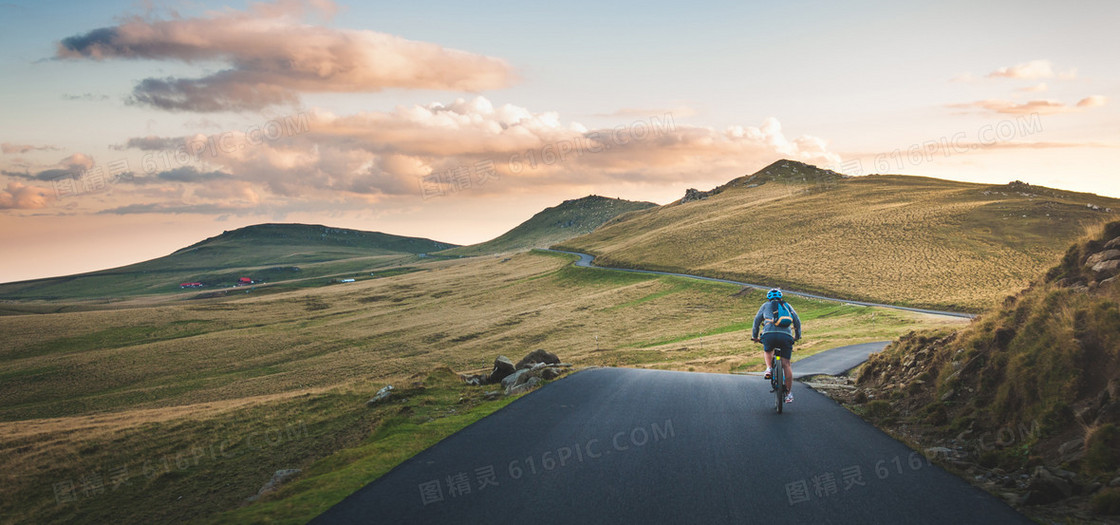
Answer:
[
  {"left": 488, "top": 355, "right": 516, "bottom": 383},
  {"left": 1087, "top": 249, "right": 1120, "bottom": 268},
  {"left": 680, "top": 188, "right": 717, "bottom": 204},
  {"left": 507, "top": 377, "right": 542, "bottom": 396},
  {"left": 459, "top": 349, "right": 572, "bottom": 395},
  {"left": 515, "top": 349, "right": 560, "bottom": 370},
  {"left": 500, "top": 369, "right": 528, "bottom": 390},
  {"left": 460, "top": 355, "right": 518, "bottom": 386},
  {"left": 504, "top": 361, "right": 573, "bottom": 394}
]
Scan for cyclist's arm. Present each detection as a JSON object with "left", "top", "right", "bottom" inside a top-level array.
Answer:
[
  {"left": 790, "top": 303, "right": 802, "bottom": 340},
  {"left": 751, "top": 307, "right": 764, "bottom": 339}
]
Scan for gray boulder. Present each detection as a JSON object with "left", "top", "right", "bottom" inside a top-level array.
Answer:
[
  {"left": 1023, "top": 467, "right": 1073, "bottom": 505},
  {"left": 488, "top": 355, "right": 516, "bottom": 384},
  {"left": 1087, "top": 249, "right": 1120, "bottom": 267},
  {"left": 366, "top": 385, "right": 394, "bottom": 406},
  {"left": 461, "top": 374, "right": 486, "bottom": 386},
  {"left": 1092, "top": 259, "right": 1120, "bottom": 274},
  {"left": 501, "top": 369, "right": 528, "bottom": 389},
  {"left": 516, "top": 349, "right": 560, "bottom": 370},
  {"left": 507, "top": 376, "right": 542, "bottom": 396}
]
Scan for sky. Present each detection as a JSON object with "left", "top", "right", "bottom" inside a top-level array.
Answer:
[{"left": 1, "top": 0, "right": 1117, "bottom": 283}]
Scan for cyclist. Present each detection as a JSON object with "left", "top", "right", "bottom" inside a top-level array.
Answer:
[{"left": 751, "top": 288, "right": 801, "bottom": 403}]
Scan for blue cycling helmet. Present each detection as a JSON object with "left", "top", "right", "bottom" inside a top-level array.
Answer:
[{"left": 767, "top": 288, "right": 783, "bottom": 300}]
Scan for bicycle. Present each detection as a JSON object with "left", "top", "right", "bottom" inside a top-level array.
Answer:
[
  {"left": 771, "top": 354, "right": 787, "bottom": 414},
  {"left": 754, "top": 338, "right": 787, "bottom": 414}
]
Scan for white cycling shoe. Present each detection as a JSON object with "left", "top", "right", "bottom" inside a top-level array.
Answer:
[
  {"left": 764, "top": 367, "right": 772, "bottom": 379},
  {"left": 785, "top": 393, "right": 794, "bottom": 403}
]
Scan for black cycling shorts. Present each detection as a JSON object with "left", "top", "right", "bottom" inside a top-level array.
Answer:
[{"left": 761, "top": 332, "right": 794, "bottom": 360}]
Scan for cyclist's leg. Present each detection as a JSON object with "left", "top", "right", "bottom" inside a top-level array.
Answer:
[
  {"left": 775, "top": 336, "right": 794, "bottom": 392},
  {"left": 782, "top": 353, "right": 793, "bottom": 392},
  {"left": 760, "top": 335, "right": 776, "bottom": 377}
]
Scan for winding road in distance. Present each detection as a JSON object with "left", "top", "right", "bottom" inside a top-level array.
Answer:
[
  {"left": 311, "top": 252, "right": 1025, "bottom": 524},
  {"left": 544, "top": 249, "right": 976, "bottom": 319}
]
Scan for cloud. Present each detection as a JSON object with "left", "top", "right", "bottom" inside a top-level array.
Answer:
[
  {"left": 973, "top": 140, "right": 1115, "bottom": 150},
  {"left": 597, "top": 106, "right": 697, "bottom": 118},
  {"left": 56, "top": 0, "right": 516, "bottom": 112},
  {"left": 111, "top": 135, "right": 189, "bottom": 151},
  {"left": 1077, "top": 95, "right": 1108, "bottom": 108},
  {"left": 112, "top": 96, "right": 840, "bottom": 202},
  {"left": 123, "top": 166, "right": 231, "bottom": 185},
  {"left": 1017, "top": 83, "right": 1047, "bottom": 93},
  {"left": 1, "top": 152, "right": 96, "bottom": 181},
  {"left": 0, "top": 182, "right": 53, "bottom": 209},
  {"left": 987, "top": 59, "right": 1055, "bottom": 79},
  {"left": 60, "top": 153, "right": 95, "bottom": 171},
  {"left": 2, "top": 143, "right": 61, "bottom": 154},
  {"left": 61, "top": 93, "right": 110, "bottom": 101},
  {"left": 949, "top": 97, "right": 1106, "bottom": 115},
  {"left": 96, "top": 202, "right": 251, "bottom": 215}
]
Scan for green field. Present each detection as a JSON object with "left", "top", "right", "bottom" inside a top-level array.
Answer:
[
  {"left": 0, "top": 250, "right": 963, "bottom": 523},
  {"left": 0, "top": 224, "right": 454, "bottom": 302}
]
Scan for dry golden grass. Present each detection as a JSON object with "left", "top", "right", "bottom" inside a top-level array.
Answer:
[
  {"left": 0, "top": 251, "right": 963, "bottom": 523},
  {"left": 558, "top": 173, "right": 1120, "bottom": 312}
]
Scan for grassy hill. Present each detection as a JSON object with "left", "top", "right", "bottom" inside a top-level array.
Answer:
[
  {"left": 0, "top": 223, "right": 456, "bottom": 302},
  {"left": 0, "top": 249, "right": 961, "bottom": 524},
  {"left": 846, "top": 221, "right": 1120, "bottom": 518},
  {"left": 556, "top": 159, "right": 1120, "bottom": 312},
  {"left": 438, "top": 195, "right": 656, "bottom": 257}
]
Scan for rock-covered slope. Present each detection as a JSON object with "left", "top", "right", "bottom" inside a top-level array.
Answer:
[{"left": 838, "top": 220, "right": 1120, "bottom": 520}]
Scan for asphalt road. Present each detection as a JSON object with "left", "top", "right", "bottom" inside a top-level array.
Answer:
[
  {"left": 544, "top": 249, "right": 976, "bottom": 319},
  {"left": 735, "top": 341, "right": 891, "bottom": 379},
  {"left": 313, "top": 365, "right": 1028, "bottom": 524}
]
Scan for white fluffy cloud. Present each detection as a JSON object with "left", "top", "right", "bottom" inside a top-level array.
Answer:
[
  {"left": 113, "top": 97, "right": 839, "bottom": 204},
  {"left": 987, "top": 59, "right": 1057, "bottom": 79}
]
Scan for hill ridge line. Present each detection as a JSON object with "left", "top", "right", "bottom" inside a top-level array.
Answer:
[{"left": 542, "top": 249, "right": 975, "bottom": 319}]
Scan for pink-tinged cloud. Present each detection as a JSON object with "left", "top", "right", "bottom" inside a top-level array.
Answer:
[
  {"left": 1, "top": 152, "right": 98, "bottom": 182},
  {"left": 1017, "top": 83, "right": 1048, "bottom": 93},
  {"left": 0, "top": 182, "right": 53, "bottom": 209},
  {"left": 987, "top": 59, "right": 1055, "bottom": 79},
  {"left": 1077, "top": 95, "right": 1108, "bottom": 108},
  {"left": 112, "top": 96, "right": 840, "bottom": 204},
  {"left": 949, "top": 98, "right": 1105, "bottom": 115},
  {"left": 60, "top": 153, "right": 95, "bottom": 171},
  {"left": 56, "top": 0, "right": 516, "bottom": 112},
  {"left": 985, "top": 59, "right": 1078, "bottom": 81},
  {"left": 1, "top": 143, "right": 61, "bottom": 154}
]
